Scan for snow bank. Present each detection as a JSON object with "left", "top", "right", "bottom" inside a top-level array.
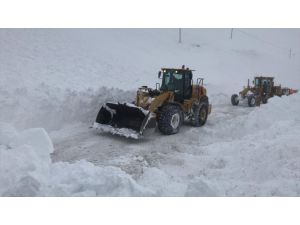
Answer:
[
  {"left": 244, "top": 94, "right": 300, "bottom": 130},
  {"left": 0, "top": 85, "right": 135, "bottom": 131},
  {"left": 202, "top": 93, "right": 300, "bottom": 142},
  {"left": 0, "top": 123, "right": 152, "bottom": 196},
  {"left": 192, "top": 93, "right": 300, "bottom": 196}
]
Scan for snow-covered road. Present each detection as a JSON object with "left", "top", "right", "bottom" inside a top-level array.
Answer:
[{"left": 50, "top": 102, "right": 250, "bottom": 169}]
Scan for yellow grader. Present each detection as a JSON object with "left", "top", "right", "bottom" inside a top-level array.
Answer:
[
  {"left": 93, "top": 66, "right": 212, "bottom": 139},
  {"left": 231, "top": 76, "right": 298, "bottom": 107}
]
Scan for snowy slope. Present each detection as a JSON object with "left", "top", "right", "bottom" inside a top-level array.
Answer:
[
  {"left": 0, "top": 29, "right": 300, "bottom": 196},
  {"left": 1, "top": 29, "right": 299, "bottom": 94}
]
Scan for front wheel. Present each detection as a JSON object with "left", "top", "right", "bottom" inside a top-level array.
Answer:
[
  {"left": 157, "top": 104, "right": 183, "bottom": 135},
  {"left": 231, "top": 94, "right": 239, "bottom": 106}
]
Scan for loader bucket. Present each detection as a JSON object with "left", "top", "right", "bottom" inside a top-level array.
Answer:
[{"left": 93, "top": 103, "right": 156, "bottom": 139}]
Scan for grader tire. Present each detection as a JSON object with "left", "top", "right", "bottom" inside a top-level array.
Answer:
[
  {"left": 248, "top": 95, "right": 256, "bottom": 107},
  {"left": 231, "top": 94, "right": 239, "bottom": 106}
]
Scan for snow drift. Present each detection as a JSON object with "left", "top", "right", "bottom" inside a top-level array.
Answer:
[
  {"left": 0, "top": 84, "right": 135, "bottom": 131},
  {"left": 0, "top": 122, "right": 153, "bottom": 196}
]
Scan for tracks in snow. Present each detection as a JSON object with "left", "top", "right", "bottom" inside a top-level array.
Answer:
[{"left": 50, "top": 103, "right": 252, "bottom": 180}]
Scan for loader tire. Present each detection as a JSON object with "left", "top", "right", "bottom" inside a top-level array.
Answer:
[
  {"left": 158, "top": 104, "right": 183, "bottom": 135},
  {"left": 248, "top": 95, "right": 256, "bottom": 107},
  {"left": 231, "top": 94, "right": 239, "bottom": 106},
  {"left": 192, "top": 102, "right": 208, "bottom": 127}
]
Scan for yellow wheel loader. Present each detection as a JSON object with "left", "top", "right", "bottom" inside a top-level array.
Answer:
[{"left": 93, "top": 66, "right": 212, "bottom": 139}]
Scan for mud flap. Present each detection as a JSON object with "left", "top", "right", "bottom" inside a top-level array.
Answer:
[{"left": 94, "top": 103, "right": 156, "bottom": 138}]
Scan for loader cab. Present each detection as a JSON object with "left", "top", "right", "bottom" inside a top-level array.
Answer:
[{"left": 160, "top": 68, "right": 193, "bottom": 102}]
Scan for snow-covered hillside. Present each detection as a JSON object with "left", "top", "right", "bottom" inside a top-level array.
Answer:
[{"left": 0, "top": 29, "right": 300, "bottom": 196}]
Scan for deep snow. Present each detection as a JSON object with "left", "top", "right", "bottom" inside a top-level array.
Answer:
[{"left": 0, "top": 29, "right": 300, "bottom": 196}]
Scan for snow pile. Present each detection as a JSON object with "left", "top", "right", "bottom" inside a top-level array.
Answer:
[
  {"left": 201, "top": 94, "right": 300, "bottom": 142},
  {"left": 0, "top": 85, "right": 135, "bottom": 131},
  {"left": 183, "top": 93, "right": 300, "bottom": 196},
  {"left": 138, "top": 167, "right": 215, "bottom": 196},
  {"left": 0, "top": 123, "right": 152, "bottom": 196},
  {"left": 0, "top": 123, "right": 52, "bottom": 196},
  {"left": 93, "top": 123, "right": 141, "bottom": 139},
  {"left": 244, "top": 94, "right": 300, "bottom": 130}
]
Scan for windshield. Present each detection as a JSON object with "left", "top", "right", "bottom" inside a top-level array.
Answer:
[
  {"left": 255, "top": 78, "right": 272, "bottom": 87},
  {"left": 161, "top": 70, "right": 184, "bottom": 91}
]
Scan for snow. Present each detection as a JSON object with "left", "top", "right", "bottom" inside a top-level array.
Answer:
[
  {"left": 0, "top": 123, "right": 152, "bottom": 196},
  {"left": 124, "top": 103, "right": 150, "bottom": 115},
  {"left": 0, "top": 122, "right": 17, "bottom": 145},
  {"left": 93, "top": 122, "right": 141, "bottom": 139},
  {"left": 1, "top": 29, "right": 300, "bottom": 196}
]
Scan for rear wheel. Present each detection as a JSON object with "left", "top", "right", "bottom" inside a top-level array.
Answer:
[
  {"left": 158, "top": 104, "right": 183, "bottom": 135},
  {"left": 231, "top": 94, "right": 239, "bottom": 106},
  {"left": 192, "top": 102, "right": 208, "bottom": 127}
]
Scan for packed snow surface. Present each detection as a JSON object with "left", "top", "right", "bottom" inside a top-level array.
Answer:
[{"left": 1, "top": 29, "right": 300, "bottom": 196}]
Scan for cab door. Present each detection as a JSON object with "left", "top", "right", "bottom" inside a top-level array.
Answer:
[{"left": 183, "top": 71, "right": 193, "bottom": 99}]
